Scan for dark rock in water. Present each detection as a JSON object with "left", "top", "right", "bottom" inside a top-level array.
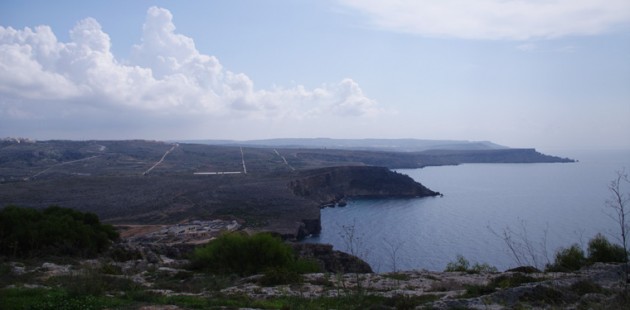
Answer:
[
  {"left": 296, "top": 217, "right": 322, "bottom": 240},
  {"left": 292, "top": 243, "right": 373, "bottom": 273}
]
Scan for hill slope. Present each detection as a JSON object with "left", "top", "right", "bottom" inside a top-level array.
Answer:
[{"left": 0, "top": 139, "right": 573, "bottom": 239}]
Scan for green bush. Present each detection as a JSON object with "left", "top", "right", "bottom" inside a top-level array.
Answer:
[
  {"left": 546, "top": 244, "right": 586, "bottom": 272},
  {"left": 260, "top": 267, "right": 303, "bottom": 286},
  {"left": 47, "top": 268, "right": 139, "bottom": 297},
  {"left": 445, "top": 255, "right": 470, "bottom": 272},
  {"left": 445, "top": 255, "right": 497, "bottom": 273},
  {"left": 290, "top": 257, "right": 321, "bottom": 274},
  {"left": 587, "top": 233, "right": 627, "bottom": 264},
  {"left": 0, "top": 205, "right": 119, "bottom": 258},
  {"left": 189, "top": 232, "right": 320, "bottom": 277}
]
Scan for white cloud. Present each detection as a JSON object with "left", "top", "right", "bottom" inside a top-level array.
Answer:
[
  {"left": 338, "top": 0, "right": 630, "bottom": 40},
  {"left": 0, "top": 6, "right": 380, "bottom": 133}
]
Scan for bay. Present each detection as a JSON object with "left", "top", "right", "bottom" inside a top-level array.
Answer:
[{"left": 303, "top": 150, "right": 630, "bottom": 272}]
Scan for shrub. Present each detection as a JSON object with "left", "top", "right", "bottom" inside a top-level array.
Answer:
[
  {"left": 259, "top": 267, "right": 302, "bottom": 286},
  {"left": 290, "top": 257, "right": 321, "bottom": 274},
  {"left": 546, "top": 244, "right": 586, "bottom": 272},
  {"left": 445, "top": 255, "right": 470, "bottom": 272},
  {"left": 0, "top": 205, "right": 119, "bottom": 258},
  {"left": 445, "top": 255, "right": 497, "bottom": 273},
  {"left": 189, "top": 232, "right": 320, "bottom": 276},
  {"left": 587, "top": 233, "right": 627, "bottom": 264},
  {"left": 470, "top": 262, "right": 499, "bottom": 273}
]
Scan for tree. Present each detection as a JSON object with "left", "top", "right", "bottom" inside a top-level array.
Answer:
[
  {"left": 605, "top": 169, "right": 630, "bottom": 283},
  {"left": 587, "top": 233, "right": 626, "bottom": 264},
  {"left": 488, "top": 219, "right": 550, "bottom": 270},
  {"left": 0, "top": 205, "right": 118, "bottom": 257},
  {"left": 339, "top": 219, "right": 369, "bottom": 261},
  {"left": 383, "top": 237, "right": 404, "bottom": 273}
]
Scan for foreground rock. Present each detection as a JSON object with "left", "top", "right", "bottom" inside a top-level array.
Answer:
[
  {"left": 4, "top": 242, "right": 628, "bottom": 310},
  {"left": 220, "top": 263, "right": 629, "bottom": 309},
  {"left": 292, "top": 243, "right": 373, "bottom": 273}
]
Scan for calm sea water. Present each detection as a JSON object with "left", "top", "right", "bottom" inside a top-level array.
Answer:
[{"left": 304, "top": 150, "right": 630, "bottom": 272}]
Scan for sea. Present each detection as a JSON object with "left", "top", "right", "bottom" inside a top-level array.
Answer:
[{"left": 303, "top": 150, "right": 630, "bottom": 272}]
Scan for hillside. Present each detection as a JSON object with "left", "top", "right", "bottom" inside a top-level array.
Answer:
[
  {"left": 185, "top": 138, "right": 508, "bottom": 152},
  {"left": 0, "top": 139, "right": 573, "bottom": 239}
]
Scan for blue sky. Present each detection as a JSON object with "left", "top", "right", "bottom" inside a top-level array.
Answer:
[{"left": 1, "top": 0, "right": 629, "bottom": 150}]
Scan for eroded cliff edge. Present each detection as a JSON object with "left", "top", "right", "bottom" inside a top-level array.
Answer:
[{"left": 289, "top": 166, "right": 440, "bottom": 206}]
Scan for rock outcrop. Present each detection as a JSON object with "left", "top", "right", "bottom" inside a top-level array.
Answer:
[
  {"left": 292, "top": 243, "right": 373, "bottom": 273},
  {"left": 289, "top": 166, "right": 440, "bottom": 205}
]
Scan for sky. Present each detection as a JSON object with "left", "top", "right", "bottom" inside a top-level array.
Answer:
[{"left": 1, "top": 0, "right": 629, "bottom": 150}]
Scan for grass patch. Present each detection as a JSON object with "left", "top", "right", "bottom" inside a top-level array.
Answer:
[
  {"left": 151, "top": 272, "right": 238, "bottom": 293},
  {"left": 461, "top": 284, "right": 496, "bottom": 298},
  {"left": 570, "top": 279, "right": 608, "bottom": 296},
  {"left": 0, "top": 287, "right": 130, "bottom": 310},
  {"left": 46, "top": 269, "right": 140, "bottom": 297},
  {"left": 457, "top": 273, "right": 544, "bottom": 299},
  {"left": 0, "top": 286, "right": 442, "bottom": 310}
]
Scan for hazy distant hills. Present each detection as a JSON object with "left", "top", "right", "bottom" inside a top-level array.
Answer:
[{"left": 179, "top": 138, "right": 508, "bottom": 152}]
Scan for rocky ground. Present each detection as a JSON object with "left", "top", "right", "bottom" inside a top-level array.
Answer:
[
  {"left": 2, "top": 220, "right": 629, "bottom": 309},
  {"left": 3, "top": 239, "right": 629, "bottom": 309}
]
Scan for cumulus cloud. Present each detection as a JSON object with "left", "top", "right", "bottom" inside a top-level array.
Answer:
[
  {"left": 338, "top": 0, "right": 630, "bottom": 40},
  {"left": 0, "top": 6, "right": 379, "bottom": 130}
]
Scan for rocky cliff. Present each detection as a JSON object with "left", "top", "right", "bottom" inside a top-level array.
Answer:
[{"left": 289, "top": 166, "right": 440, "bottom": 205}]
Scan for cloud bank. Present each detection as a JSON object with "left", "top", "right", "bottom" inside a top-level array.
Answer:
[
  {"left": 339, "top": 0, "right": 630, "bottom": 40},
  {"left": 0, "top": 6, "right": 379, "bottom": 136}
]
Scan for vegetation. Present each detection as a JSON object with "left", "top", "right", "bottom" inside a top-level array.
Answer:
[
  {"left": 444, "top": 255, "right": 498, "bottom": 273},
  {"left": 546, "top": 244, "right": 586, "bottom": 272},
  {"left": 443, "top": 232, "right": 626, "bottom": 303},
  {"left": 461, "top": 274, "right": 546, "bottom": 300},
  {"left": 0, "top": 285, "right": 441, "bottom": 310},
  {"left": 604, "top": 169, "right": 629, "bottom": 284},
  {"left": 0, "top": 205, "right": 118, "bottom": 257},
  {"left": 546, "top": 234, "right": 628, "bottom": 272},
  {"left": 587, "top": 233, "right": 627, "bottom": 264},
  {"left": 189, "top": 232, "right": 319, "bottom": 282}
]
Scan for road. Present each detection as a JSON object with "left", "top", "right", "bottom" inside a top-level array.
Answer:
[
  {"left": 240, "top": 147, "right": 247, "bottom": 174},
  {"left": 142, "top": 143, "right": 179, "bottom": 176},
  {"left": 28, "top": 155, "right": 102, "bottom": 180},
  {"left": 274, "top": 149, "right": 295, "bottom": 171}
]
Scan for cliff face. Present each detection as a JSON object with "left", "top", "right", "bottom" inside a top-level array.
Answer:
[
  {"left": 419, "top": 148, "right": 575, "bottom": 164},
  {"left": 289, "top": 166, "right": 439, "bottom": 204}
]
